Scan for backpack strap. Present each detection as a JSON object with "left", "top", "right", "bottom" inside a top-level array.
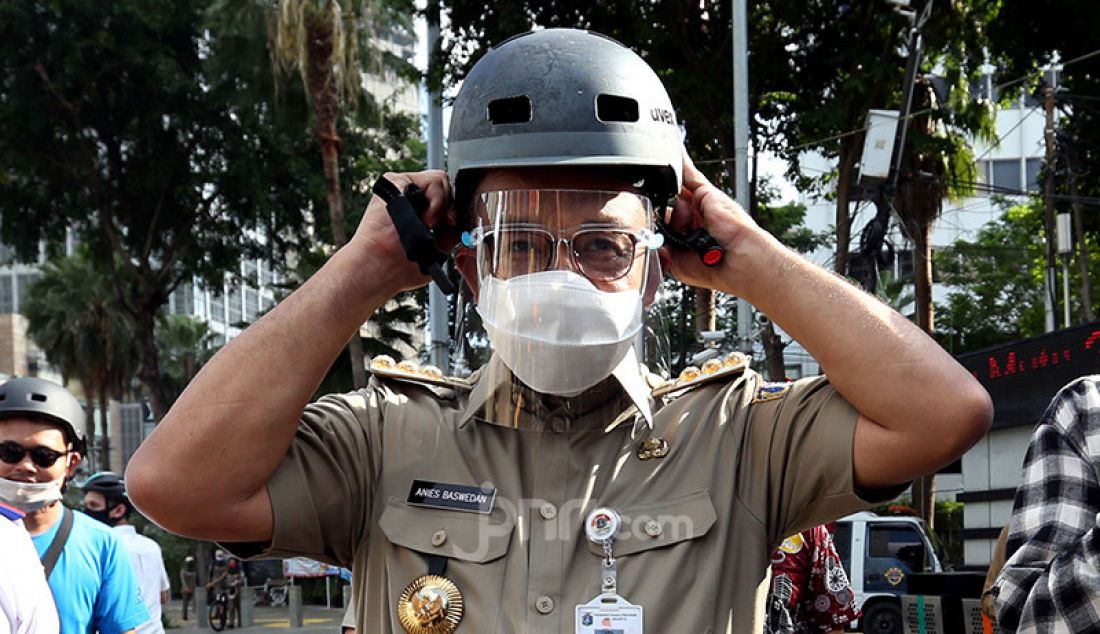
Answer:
[{"left": 41, "top": 506, "right": 73, "bottom": 578}]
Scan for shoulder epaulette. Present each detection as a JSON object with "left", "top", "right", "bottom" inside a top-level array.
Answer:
[
  {"left": 651, "top": 352, "right": 750, "bottom": 398},
  {"left": 368, "top": 355, "right": 473, "bottom": 392}
]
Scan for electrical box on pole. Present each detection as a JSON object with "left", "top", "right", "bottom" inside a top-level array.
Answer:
[{"left": 857, "top": 110, "right": 900, "bottom": 183}]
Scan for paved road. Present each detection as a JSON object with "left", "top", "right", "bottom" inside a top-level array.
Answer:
[{"left": 164, "top": 599, "right": 347, "bottom": 632}]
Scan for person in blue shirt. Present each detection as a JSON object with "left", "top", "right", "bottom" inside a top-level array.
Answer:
[{"left": 0, "top": 377, "right": 148, "bottom": 634}]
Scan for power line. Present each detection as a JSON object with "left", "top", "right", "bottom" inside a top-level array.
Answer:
[{"left": 696, "top": 47, "right": 1100, "bottom": 166}]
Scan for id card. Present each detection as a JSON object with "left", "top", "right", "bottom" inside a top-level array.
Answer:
[{"left": 575, "top": 593, "right": 643, "bottom": 634}]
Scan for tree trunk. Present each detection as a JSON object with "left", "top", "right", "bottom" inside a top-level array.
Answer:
[
  {"left": 308, "top": 17, "right": 368, "bottom": 389},
  {"left": 676, "top": 285, "right": 691, "bottom": 374},
  {"left": 1071, "top": 176, "right": 1094, "bottom": 321},
  {"left": 80, "top": 377, "right": 96, "bottom": 472},
  {"left": 833, "top": 145, "right": 856, "bottom": 276},
  {"left": 695, "top": 288, "right": 715, "bottom": 335},
  {"left": 910, "top": 221, "right": 936, "bottom": 528},
  {"left": 761, "top": 319, "right": 785, "bottom": 381},
  {"left": 133, "top": 310, "right": 174, "bottom": 421},
  {"left": 98, "top": 384, "right": 111, "bottom": 472}
]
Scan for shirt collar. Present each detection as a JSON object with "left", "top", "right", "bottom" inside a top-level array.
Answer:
[
  {"left": 460, "top": 349, "right": 654, "bottom": 435},
  {"left": 112, "top": 524, "right": 137, "bottom": 535}
]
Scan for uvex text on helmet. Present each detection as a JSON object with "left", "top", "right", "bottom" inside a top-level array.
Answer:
[
  {"left": 0, "top": 377, "right": 85, "bottom": 449},
  {"left": 448, "top": 29, "right": 683, "bottom": 203}
]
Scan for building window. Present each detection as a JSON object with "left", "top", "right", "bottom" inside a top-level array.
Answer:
[
  {"left": 245, "top": 288, "right": 259, "bottom": 322},
  {"left": 990, "top": 159, "right": 1022, "bottom": 193},
  {"left": 228, "top": 287, "right": 242, "bottom": 325},
  {"left": 1026, "top": 158, "right": 1043, "bottom": 192},
  {"left": 244, "top": 260, "right": 258, "bottom": 285},
  {"left": 0, "top": 276, "right": 13, "bottom": 313},
  {"left": 15, "top": 273, "right": 40, "bottom": 313},
  {"left": 172, "top": 285, "right": 194, "bottom": 316},
  {"left": 210, "top": 293, "right": 225, "bottom": 325},
  {"left": 261, "top": 261, "right": 276, "bottom": 288}
]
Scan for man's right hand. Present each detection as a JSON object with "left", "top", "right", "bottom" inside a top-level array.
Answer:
[{"left": 351, "top": 170, "right": 457, "bottom": 294}]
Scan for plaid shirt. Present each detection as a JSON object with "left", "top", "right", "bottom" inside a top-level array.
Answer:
[{"left": 995, "top": 376, "right": 1100, "bottom": 633}]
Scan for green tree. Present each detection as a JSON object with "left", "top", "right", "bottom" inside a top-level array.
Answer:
[
  {"left": 22, "top": 251, "right": 137, "bottom": 471},
  {"left": 0, "top": 0, "right": 328, "bottom": 418},
  {"left": 266, "top": 0, "right": 397, "bottom": 388},
  {"left": 752, "top": 185, "right": 831, "bottom": 379},
  {"left": 987, "top": 1, "right": 1100, "bottom": 323},
  {"left": 935, "top": 200, "right": 1053, "bottom": 355}
]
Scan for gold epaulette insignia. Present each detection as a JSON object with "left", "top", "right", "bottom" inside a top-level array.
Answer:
[
  {"left": 368, "top": 356, "right": 472, "bottom": 391},
  {"left": 651, "top": 352, "right": 749, "bottom": 398},
  {"left": 751, "top": 381, "right": 792, "bottom": 404}
]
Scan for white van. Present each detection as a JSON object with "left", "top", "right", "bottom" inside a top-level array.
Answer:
[{"left": 833, "top": 512, "right": 944, "bottom": 633}]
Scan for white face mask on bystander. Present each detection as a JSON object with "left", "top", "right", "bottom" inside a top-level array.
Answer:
[{"left": 0, "top": 476, "right": 63, "bottom": 513}]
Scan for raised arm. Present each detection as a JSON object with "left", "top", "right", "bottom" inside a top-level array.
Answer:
[
  {"left": 125, "top": 171, "right": 453, "bottom": 542},
  {"left": 664, "top": 152, "right": 991, "bottom": 489}
]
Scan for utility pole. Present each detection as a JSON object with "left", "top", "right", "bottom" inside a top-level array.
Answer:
[
  {"left": 1057, "top": 212, "right": 1073, "bottom": 327},
  {"left": 1042, "top": 83, "right": 1058, "bottom": 332},
  {"left": 732, "top": 0, "right": 753, "bottom": 354},
  {"left": 426, "top": 0, "right": 450, "bottom": 371}
]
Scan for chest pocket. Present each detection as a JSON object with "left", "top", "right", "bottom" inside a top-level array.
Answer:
[
  {"left": 378, "top": 497, "right": 514, "bottom": 632},
  {"left": 583, "top": 490, "right": 719, "bottom": 632},
  {"left": 585, "top": 490, "right": 717, "bottom": 557}
]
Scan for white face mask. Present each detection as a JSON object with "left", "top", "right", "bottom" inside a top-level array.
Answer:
[
  {"left": 0, "top": 477, "right": 63, "bottom": 513},
  {"left": 476, "top": 269, "right": 643, "bottom": 396}
]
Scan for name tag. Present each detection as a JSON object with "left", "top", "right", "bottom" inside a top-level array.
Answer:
[
  {"left": 576, "top": 594, "right": 643, "bottom": 634},
  {"left": 406, "top": 480, "right": 496, "bottom": 514}
]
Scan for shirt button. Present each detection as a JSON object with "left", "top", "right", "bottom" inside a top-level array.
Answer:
[
  {"left": 539, "top": 502, "right": 557, "bottom": 520},
  {"left": 644, "top": 520, "right": 662, "bottom": 538},
  {"left": 550, "top": 416, "right": 568, "bottom": 433},
  {"left": 431, "top": 530, "right": 447, "bottom": 547},
  {"left": 535, "top": 595, "right": 555, "bottom": 614}
]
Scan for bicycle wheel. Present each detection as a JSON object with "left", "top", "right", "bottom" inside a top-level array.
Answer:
[
  {"left": 209, "top": 600, "right": 227, "bottom": 632},
  {"left": 270, "top": 586, "right": 288, "bottom": 607}
]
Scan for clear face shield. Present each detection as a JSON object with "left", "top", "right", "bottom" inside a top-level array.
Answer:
[{"left": 461, "top": 189, "right": 665, "bottom": 396}]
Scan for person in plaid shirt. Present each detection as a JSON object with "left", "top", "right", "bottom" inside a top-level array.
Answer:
[
  {"left": 995, "top": 376, "right": 1100, "bottom": 632},
  {"left": 766, "top": 523, "right": 860, "bottom": 633}
]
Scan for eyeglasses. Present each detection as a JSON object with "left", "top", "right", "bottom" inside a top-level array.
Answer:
[
  {"left": 463, "top": 189, "right": 664, "bottom": 283},
  {"left": 0, "top": 441, "right": 69, "bottom": 469},
  {"left": 466, "top": 224, "right": 664, "bottom": 282}
]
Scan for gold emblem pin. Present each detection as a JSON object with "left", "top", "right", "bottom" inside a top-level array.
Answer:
[
  {"left": 636, "top": 437, "right": 669, "bottom": 460},
  {"left": 397, "top": 575, "right": 464, "bottom": 634}
]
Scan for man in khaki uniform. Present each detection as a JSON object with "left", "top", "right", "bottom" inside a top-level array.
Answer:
[{"left": 127, "top": 29, "right": 992, "bottom": 633}]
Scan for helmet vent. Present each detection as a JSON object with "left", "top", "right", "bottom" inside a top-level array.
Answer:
[
  {"left": 30, "top": 393, "right": 47, "bottom": 402},
  {"left": 596, "top": 94, "right": 639, "bottom": 122},
  {"left": 487, "top": 95, "right": 532, "bottom": 124}
]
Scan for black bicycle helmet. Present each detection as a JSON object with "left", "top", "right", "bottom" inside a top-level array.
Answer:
[
  {"left": 0, "top": 377, "right": 86, "bottom": 452},
  {"left": 84, "top": 471, "right": 127, "bottom": 499}
]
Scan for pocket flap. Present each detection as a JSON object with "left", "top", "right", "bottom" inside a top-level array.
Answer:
[
  {"left": 587, "top": 490, "right": 717, "bottom": 557},
  {"left": 379, "top": 497, "right": 515, "bottom": 564}
]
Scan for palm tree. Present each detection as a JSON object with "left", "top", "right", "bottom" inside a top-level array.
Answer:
[
  {"left": 23, "top": 251, "right": 137, "bottom": 471},
  {"left": 268, "top": 0, "right": 376, "bottom": 388},
  {"left": 894, "top": 78, "right": 993, "bottom": 526},
  {"left": 157, "top": 315, "right": 219, "bottom": 403}
]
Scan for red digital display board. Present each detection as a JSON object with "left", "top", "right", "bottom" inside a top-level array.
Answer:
[{"left": 957, "top": 321, "right": 1100, "bottom": 429}]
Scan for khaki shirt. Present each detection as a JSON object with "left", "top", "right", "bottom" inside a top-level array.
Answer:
[{"left": 236, "top": 355, "right": 888, "bottom": 633}]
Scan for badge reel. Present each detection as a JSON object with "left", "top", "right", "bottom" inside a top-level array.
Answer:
[{"left": 576, "top": 507, "right": 644, "bottom": 634}]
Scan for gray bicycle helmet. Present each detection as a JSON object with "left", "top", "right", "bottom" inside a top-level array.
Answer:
[
  {"left": 448, "top": 29, "right": 683, "bottom": 205},
  {"left": 83, "top": 471, "right": 127, "bottom": 499},
  {"left": 0, "top": 377, "right": 85, "bottom": 450}
]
